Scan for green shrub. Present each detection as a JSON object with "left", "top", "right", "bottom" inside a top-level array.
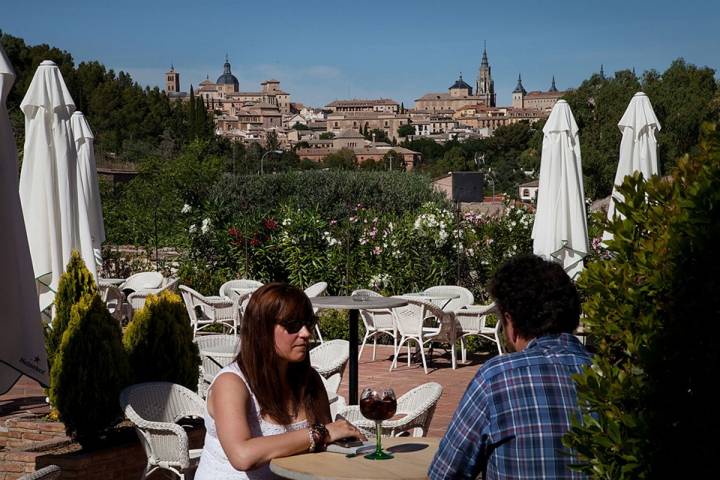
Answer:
[
  {"left": 317, "top": 309, "right": 366, "bottom": 343},
  {"left": 49, "top": 293, "right": 129, "bottom": 447},
  {"left": 47, "top": 251, "right": 98, "bottom": 370},
  {"left": 123, "top": 290, "right": 200, "bottom": 390},
  {"left": 563, "top": 122, "right": 720, "bottom": 478}
]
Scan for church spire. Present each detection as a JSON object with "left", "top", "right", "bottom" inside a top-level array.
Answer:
[
  {"left": 513, "top": 73, "right": 527, "bottom": 94},
  {"left": 600, "top": 64, "right": 605, "bottom": 79},
  {"left": 549, "top": 76, "right": 558, "bottom": 92},
  {"left": 481, "top": 41, "right": 489, "bottom": 67}
]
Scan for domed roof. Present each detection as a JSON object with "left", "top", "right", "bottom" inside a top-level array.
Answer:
[
  {"left": 216, "top": 56, "right": 239, "bottom": 88},
  {"left": 449, "top": 74, "right": 472, "bottom": 91}
]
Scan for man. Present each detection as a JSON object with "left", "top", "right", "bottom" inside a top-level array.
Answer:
[{"left": 429, "top": 255, "right": 591, "bottom": 479}]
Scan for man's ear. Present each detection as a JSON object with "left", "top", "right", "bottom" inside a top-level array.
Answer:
[{"left": 503, "top": 312, "right": 518, "bottom": 344}]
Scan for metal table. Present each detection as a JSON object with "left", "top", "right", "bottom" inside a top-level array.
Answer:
[
  {"left": 402, "top": 292, "right": 460, "bottom": 311},
  {"left": 311, "top": 296, "right": 407, "bottom": 405}
]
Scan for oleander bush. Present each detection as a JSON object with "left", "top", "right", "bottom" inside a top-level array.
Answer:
[
  {"left": 49, "top": 293, "right": 129, "bottom": 447},
  {"left": 46, "top": 251, "right": 98, "bottom": 371},
  {"left": 563, "top": 122, "right": 720, "bottom": 478},
  {"left": 123, "top": 290, "right": 200, "bottom": 390}
]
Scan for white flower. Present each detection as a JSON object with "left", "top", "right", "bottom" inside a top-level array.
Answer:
[
  {"left": 282, "top": 218, "right": 291, "bottom": 226},
  {"left": 181, "top": 204, "right": 191, "bottom": 213},
  {"left": 189, "top": 224, "right": 197, "bottom": 233},
  {"left": 201, "top": 218, "right": 212, "bottom": 234}
]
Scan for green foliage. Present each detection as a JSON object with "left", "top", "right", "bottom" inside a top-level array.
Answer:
[
  {"left": 47, "top": 251, "right": 98, "bottom": 370},
  {"left": 397, "top": 123, "right": 414, "bottom": 137},
  {"left": 319, "top": 132, "right": 335, "bottom": 140},
  {"left": 123, "top": 290, "right": 200, "bottom": 390},
  {"left": 565, "top": 62, "right": 717, "bottom": 198},
  {"left": 49, "top": 293, "right": 129, "bottom": 447},
  {"left": 563, "top": 123, "right": 720, "bottom": 478},
  {"left": 322, "top": 148, "right": 357, "bottom": 170}
]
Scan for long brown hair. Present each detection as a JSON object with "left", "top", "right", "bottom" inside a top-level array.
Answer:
[{"left": 235, "top": 283, "right": 328, "bottom": 425}]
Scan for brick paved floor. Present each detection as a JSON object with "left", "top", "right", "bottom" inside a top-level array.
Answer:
[{"left": 1, "top": 344, "right": 498, "bottom": 438}]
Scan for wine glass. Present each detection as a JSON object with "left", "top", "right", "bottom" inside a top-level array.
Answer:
[{"left": 359, "top": 387, "right": 397, "bottom": 460}]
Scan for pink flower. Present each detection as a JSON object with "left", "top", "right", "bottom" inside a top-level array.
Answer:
[{"left": 372, "top": 246, "right": 383, "bottom": 255}]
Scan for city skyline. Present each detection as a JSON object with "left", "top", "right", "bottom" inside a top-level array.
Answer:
[{"left": 2, "top": 0, "right": 718, "bottom": 107}]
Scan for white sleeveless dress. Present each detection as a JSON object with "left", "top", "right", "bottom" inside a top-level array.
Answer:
[{"left": 195, "top": 363, "right": 309, "bottom": 479}]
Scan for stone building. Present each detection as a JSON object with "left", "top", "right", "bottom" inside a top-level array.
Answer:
[
  {"left": 325, "top": 99, "right": 399, "bottom": 113},
  {"left": 511, "top": 75, "right": 566, "bottom": 111},
  {"left": 325, "top": 111, "right": 411, "bottom": 141},
  {"left": 453, "top": 103, "right": 546, "bottom": 130}
]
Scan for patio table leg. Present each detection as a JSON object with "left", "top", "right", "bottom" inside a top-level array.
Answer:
[{"left": 349, "top": 309, "right": 359, "bottom": 405}]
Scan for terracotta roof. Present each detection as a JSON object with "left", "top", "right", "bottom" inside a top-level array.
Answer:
[
  {"left": 525, "top": 90, "right": 565, "bottom": 99},
  {"left": 326, "top": 98, "right": 399, "bottom": 107}
]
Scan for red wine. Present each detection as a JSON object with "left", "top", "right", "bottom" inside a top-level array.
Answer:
[{"left": 360, "top": 397, "right": 397, "bottom": 421}]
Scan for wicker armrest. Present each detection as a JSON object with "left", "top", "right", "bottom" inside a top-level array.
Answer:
[{"left": 203, "top": 296, "right": 234, "bottom": 308}]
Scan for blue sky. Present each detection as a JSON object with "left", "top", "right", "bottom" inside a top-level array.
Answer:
[{"left": 2, "top": 0, "right": 718, "bottom": 107}]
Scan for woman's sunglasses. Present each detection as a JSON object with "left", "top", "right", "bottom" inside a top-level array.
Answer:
[{"left": 280, "top": 316, "right": 318, "bottom": 334}]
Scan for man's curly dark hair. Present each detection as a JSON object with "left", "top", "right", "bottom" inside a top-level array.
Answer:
[{"left": 488, "top": 254, "right": 580, "bottom": 339}]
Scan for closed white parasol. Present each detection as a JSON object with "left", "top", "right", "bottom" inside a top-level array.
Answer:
[
  {"left": 72, "top": 111, "right": 105, "bottom": 266},
  {"left": 531, "top": 100, "right": 589, "bottom": 279},
  {"left": 0, "top": 45, "right": 49, "bottom": 393},
  {"left": 18, "top": 60, "right": 96, "bottom": 312}
]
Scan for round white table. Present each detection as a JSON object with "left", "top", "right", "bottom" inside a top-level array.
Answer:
[{"left": 311, "top": 296, "right": 407, "bottom": 405}]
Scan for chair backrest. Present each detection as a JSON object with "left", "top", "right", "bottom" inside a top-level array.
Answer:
[
  {"left": 219, "top": 279, "right": 263, "bottom": 300},
  {"left": 310, "top": 339, "right": 349, "bottom": 378},
  {"left": 121, "top": 271, "right": 163, "bottom": 292},
  {"left": 18, "top": 465, "right": 61, "bottom": 480},
  {"left": 454, "top": 303, "right": 499, "bottom": 333},
  {"left": 423, "top": 285, "right": 474, "bottom": 311},
  {"left": 102, "top": 285, "right": 126, "bottom": 324},
  {"left": 394, "top": 296, "right": 458, "bottom": 342},
  {"left": 195, "top": 334, "right": 240, "bottom": 384},
  {"left": 320, "top": 372, "right": 342, "bottom": 396},
  {"left": 304, "top": 282, "right": 328, "bottom": 298},
  {"left": 395, "top": 382, "right": 443, "bottom": 436},
  {"left": 179, "top": 285, "right": 204, "bottom": 324},
  {"left": 352, "top": 289, "right": 394, "bottom": 330}
]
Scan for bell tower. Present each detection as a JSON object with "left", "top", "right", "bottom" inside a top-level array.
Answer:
[{"left": 165, "top": 65, "right": 180, "bottom": 94}]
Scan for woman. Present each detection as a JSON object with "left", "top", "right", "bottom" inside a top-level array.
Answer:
[{"left": 196, "top": 283, "right": 364, "bottom": 479}]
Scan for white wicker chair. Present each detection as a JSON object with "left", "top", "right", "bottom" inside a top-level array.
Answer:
[
  {"left": 338, "top": 382, "right": 443, "bottom": 437},
  {"left": 454, "top": 303, "right": 504, "bottom": 359},
  {"left": 320, "top": 372, "right": 346, "bottom": 419},
  {"left": 390, "top": 296, "right": 461, "bottom": 374},
  {"left": 119, "top": 382, "right": 205, "bottom": 480},
  {"left": 127, "top": 277, "right": 180, "bottom": 314},
  {"left": 120, "top": 271, "right": 163, "bottom": 293},
  {"left": 180, "top": 285, "right": 240, "bottom": 336},
  {"left": 352, "top": 289, "right": 397, "bottom": 361},
  {"left": 423, "top": 285, "right": 474, "bottom": 311},
  {"left": 310, "top": 339, "right": 349, "bottom": 380},
  {"left": 18, "top": 465, "right": 61, "bottom": 480},
  {"left": 304, "top": 281, "right": 328, "bottom": 342},
  {"left": 219, "top": 279, "right": 263, "bottom": 302},
  {"left": 194, "top": 334, "right": 240, "bottom": 398}
]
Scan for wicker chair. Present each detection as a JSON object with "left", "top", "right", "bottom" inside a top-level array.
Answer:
[
  {"left": 423, "top": 285, "right": 474, "bottom": 311},
  {"left": 120, "top": 271, "right": 163, "bottom": 293},
  {"left": 390, "top": 296, "right": 461, "bottom": 374},
  {"left": 338, "top": 382, "right": 443, "bottom": 437},
  {"left": 119, "top": 382, "right": 204, "bottom": 480},
  {"left": 310, "top": 339, "right": 349, "bottom": 380},
  {"left": 454, "top": 303, "right": 504, "bottom": 359},
  {"left": 127, "top": 277, "right": 180, "bottom": 314},
  {"left": 18, "top": 465, "right": 61, "bottom": 480},
  {"left": 304, "top": 282, "right": 328, "bottom": 342},
  {"left": 194, "top": 334, "right": 240, "bottom": 398},
  {"left": 100, "top": 284, "right": 131, "bottom": 326},
  {"left": 219, "top": 279, "right": 263, "bottom": 301},
  {"left": 179, "top": 285, "right": 240, "bottom": 336},
  {"left": 352, "top": 289, "right": 397, "bottom": 361}
]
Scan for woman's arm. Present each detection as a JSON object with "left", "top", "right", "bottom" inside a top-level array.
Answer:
[{"left": 208, "top": 373, "right": 362, "bottom": 472}]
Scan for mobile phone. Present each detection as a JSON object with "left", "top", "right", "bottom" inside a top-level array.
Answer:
[{"left": 335, "top": 438, "right": 364, "bottom": 448}]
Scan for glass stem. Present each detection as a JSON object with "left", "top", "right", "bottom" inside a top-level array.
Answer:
[{"left": 375, "top": 421, "right": 382, "bottom": 454}]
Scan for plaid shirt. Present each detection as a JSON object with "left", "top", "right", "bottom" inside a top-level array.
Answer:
[{"left": 429, "top": 333, "right": 591, "bottom": 479}]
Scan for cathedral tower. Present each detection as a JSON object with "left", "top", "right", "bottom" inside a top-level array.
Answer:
[{"left": 476, "top": 44, "right": 496, "bottom": 107}]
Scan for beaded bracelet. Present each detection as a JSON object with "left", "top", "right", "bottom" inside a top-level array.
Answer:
[{"left": 308, "top": 423, "right": 329, "bottom": 452}]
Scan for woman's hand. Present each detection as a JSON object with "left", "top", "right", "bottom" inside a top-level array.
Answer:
[{"left": 325, "top": 419, "right": 367, "bottom": 443}]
